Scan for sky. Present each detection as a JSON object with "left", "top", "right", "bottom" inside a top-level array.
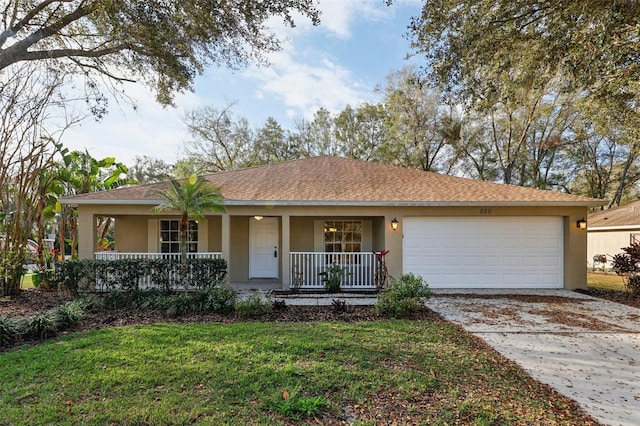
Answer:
[{"left": 61, "top": 0, "right": 425, "bottom": 167}]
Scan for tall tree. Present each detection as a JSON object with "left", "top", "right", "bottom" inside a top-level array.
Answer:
[
  {"left": 130, "top": 155, "right": 173, "bottom": 184},
  {"left": 567, "top": 101, "right": 640, "bottom": 206},
  {"left": 381, "top": 67, "right": 461, "bottom": 172},
  {"left": 0, "top": 65, "right": 73, "bottom": 295},
  {"left": 407, "top": 0, "right": 640, "bottom": 111},
  {"left": 0, "top": 0, "right": 320, "bottom": 105},
  {"left": 252, "top": 117, "right": 300, "bottom": 165},
  {"left": 182, "top": 104, "right": 254, "bottom": 172},
  {"left": 306, "top": 108, "right": 339, "bottom": 156},
  {"left": 335, "top": 103, "right": 388, "bottom": 162},
  {"left": 151, "top": 176, "right": 225, "bottom": 290}
]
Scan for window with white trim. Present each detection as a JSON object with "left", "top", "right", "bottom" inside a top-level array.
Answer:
[
  {"left": 323, "top": 220, "right": 362, "bottom": 253},
  {"left": 160, "top": 220, "right": 198, "bottom": 253},
  {"left": 631, "top": 233, "right": 640, "bottom": 245}
]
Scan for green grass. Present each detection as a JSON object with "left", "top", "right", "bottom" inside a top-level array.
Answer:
[
  {"left": 587, "top": 272, "right": 626, "bottom": 291},
  {"left": 20, "top": 272, "right": 34, "bottom": 290},
  {"left": 0, "top": 320, "right": 590, "bottom": 425}
]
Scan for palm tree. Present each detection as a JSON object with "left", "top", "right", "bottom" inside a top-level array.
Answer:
[{"left": 151, "top": 175, "right": 225, "bottom": 290}]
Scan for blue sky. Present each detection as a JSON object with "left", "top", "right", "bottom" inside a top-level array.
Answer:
[{"left": 63, "top": 0, "right": 425, "bottom": 166}]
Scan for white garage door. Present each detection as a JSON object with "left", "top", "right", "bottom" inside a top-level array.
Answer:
[{"left": 402, "top": 217, "right": 563, "bottom": 289}]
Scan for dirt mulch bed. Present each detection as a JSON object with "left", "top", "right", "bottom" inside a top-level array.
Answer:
[
  {"left": 0, "top": 289, "right": 440, "bottom": 332},
  {"left": 438, "top": 289, "right": 640, "bottom": 310},
  {"left": 578, "top": 288, "right": 640, "bottom": 309}
]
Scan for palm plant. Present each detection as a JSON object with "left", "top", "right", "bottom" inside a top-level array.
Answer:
[{"left": 151, "top": 176, "right": 225, "bottom": 290}]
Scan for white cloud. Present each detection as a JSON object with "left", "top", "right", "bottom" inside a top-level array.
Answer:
[
  {"left": 245, "top": 50, "right": 372, "bottom": 121},
  {"left": 62, "top": 81, "right": 205, "bottom": 165},
  {"left": 318, "top": 0, "right": 388, "bottom": 39},
  {"left": 243, "top": 1, "right": 393, "bottom": 121}
]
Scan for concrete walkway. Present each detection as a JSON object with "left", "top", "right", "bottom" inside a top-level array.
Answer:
[{"left": 426, "top": 289, "right": 640, "bottom": 426}]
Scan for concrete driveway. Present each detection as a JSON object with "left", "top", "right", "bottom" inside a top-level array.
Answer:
[{"left": 426, "top": 289, "right": 640, "bottom": 426}]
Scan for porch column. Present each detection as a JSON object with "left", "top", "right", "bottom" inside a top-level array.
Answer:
[
  {"left": 221, "top": 214, "right": 231, "bottom": 283},
  {"left": 385, "top": 214, "right": 403, "bottom": 279},
  {"left": 77, "top": 207, "right": 95, "bottom": 260},
  {"left": 281, "top": 214, "right": 290, "bottom": 290}
]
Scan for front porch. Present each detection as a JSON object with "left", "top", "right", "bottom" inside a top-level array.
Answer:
[
  {"left": 82, "top": 209, "right": 399, "bottom": 292},
  {"left": 93, "top": 250, "right": 382, "bottom": 291}
]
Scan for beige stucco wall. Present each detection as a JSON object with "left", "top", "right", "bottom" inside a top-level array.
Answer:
[
  {"left": 587, "top": 229, "right": 637, "bottom": 269},
  {"left": 207, "top": 216, "right": 222, "bottom": 252},
  {"left": 76, "top": 203, "right": 589, "bottom": 290},
  {"left": 113, "top": 216, "right": 147, "bottom": 252},
  {"left": 290, "top": 217, "right": 314, "bottom": 251},
  {"left": 229, "top": 216, "right": 249, "bottom": 283}
]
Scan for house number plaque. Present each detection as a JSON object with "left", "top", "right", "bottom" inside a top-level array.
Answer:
[{"left": 480, "top": 208, "right": 492, "bottom": 215}]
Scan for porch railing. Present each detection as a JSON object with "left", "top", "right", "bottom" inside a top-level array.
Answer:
[
  {"left": 95, "top": 252, "right": 223, "bottom": 260},
  {"left": 290, "top": 252, "right": 376, "bottom": 290},
  {"left": 93, "top": 252, "right": 223, "bottom": 290}
]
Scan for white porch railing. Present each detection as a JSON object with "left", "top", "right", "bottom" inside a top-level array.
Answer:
[
  {"left": 93, "top": 252, "right": 223, "bottom": 290},
  {"left": 290, "top": 252, "right": 376, "bottom": 290},
  {"left": 95, "top": 252, "right": 223, "bottom": 260}
]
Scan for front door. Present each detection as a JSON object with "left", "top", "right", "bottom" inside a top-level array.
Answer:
[{"left": 249, "top": 217, "right": 279, "bottom": 279}]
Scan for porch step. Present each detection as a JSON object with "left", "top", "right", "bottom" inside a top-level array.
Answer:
[
  {"left": 235, "top": 290, "right": 378, "bottom": 306},
  {"left": 269, "top": 292, "right": 379, "bottom": 306}
]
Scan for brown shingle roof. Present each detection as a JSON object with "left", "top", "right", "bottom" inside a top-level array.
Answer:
[
  {"left": 588, "top": 200, "right": 640, "bottom": 227},
  {"left": 61, "top": 156, "right": 602, "bottom": 206}
]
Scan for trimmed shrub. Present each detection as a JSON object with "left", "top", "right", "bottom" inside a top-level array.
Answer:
[
  {"left": 165, "top": 293, "right": 193, "bottom": 317},
  {"left": 189, "top": 258, "right": 228, "bottom": 289},
  {"left": 207, "top": 286, "right": 237, "bottom": 314},
  {"left": 147, "top": 258, "right": 180, "bottom": 292},
  {"left": 377, "top": 273, "right": 431, "bottom": 318},
  {"left": 0, "top": 316, "right": 19, "bottom": 347},
  {"left": 235, "top": 295, "right": 272, "bottom": 318},
  {"left": 53, "top": 257, "right": 228, "bottom": 292}
]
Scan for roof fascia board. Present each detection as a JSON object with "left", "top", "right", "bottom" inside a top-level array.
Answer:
[
  {"left": 61, "top": 198, "right": 604, "bottom": 207},
  {"left": 588, "top": 225, "right": 640, "bottom": 231}
]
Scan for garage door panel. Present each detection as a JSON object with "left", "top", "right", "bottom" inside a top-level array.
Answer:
[{"left": 403, "top": 217, "right": 563, "bottom": 289}]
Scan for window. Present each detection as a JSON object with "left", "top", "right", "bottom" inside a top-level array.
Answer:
[
  {"left": 323, "top": 220, "right": 362, "bottom": 253},
  {"left": 631, "top": 233, "right": 640, "bottom": 245},
  {"left": 160, "top": 220, "right": 198, "bottom": 253}
]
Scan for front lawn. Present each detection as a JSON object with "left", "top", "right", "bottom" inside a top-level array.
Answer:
[
  {"left": 587, "top": 271, "right": 625, "bottom": 291},
  {"left": 0, "top": 320, "right": 595, "bottom": 425}
]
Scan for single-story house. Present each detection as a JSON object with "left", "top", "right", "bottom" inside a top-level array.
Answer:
[
  {"left": 587, "top": 200, "right": 640, "bottom": 270},
  {"left": 61, "top": 156, "right": 602, "bottom": 291}
]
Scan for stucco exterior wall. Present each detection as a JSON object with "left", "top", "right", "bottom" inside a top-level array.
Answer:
[
  {"left": 229, "top": 216, "right": 250, "bottom": 283},
  {"left": 587, "top": 229, "right": 637, "bottom": 269},
  {"left": 207, "top": 216, "right": 222, "bottom": 252},
  {"left": 290, "top": 217, "right": 314, "bottom": 251},
  {"left": 113, "top": 216, "right": 147, "bottom": 252},
  {"left": 75, "top": 203, "right": 589, "bottom": 290}
]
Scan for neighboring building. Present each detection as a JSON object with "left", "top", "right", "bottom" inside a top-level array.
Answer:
[
  {"left": 61, "top": 156, "right": 601, "bottom": 290},
  {"left": 587, "top": 200, "right": 640, "bottom": 270}
]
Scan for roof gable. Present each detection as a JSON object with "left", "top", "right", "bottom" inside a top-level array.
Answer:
[{"left": 62, "top": 156, "right": 602, "bottom": 206}]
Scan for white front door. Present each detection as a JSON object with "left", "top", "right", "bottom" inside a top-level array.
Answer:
[{"left": 249, "top": 217, "right": 279, "bottom": 279}]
